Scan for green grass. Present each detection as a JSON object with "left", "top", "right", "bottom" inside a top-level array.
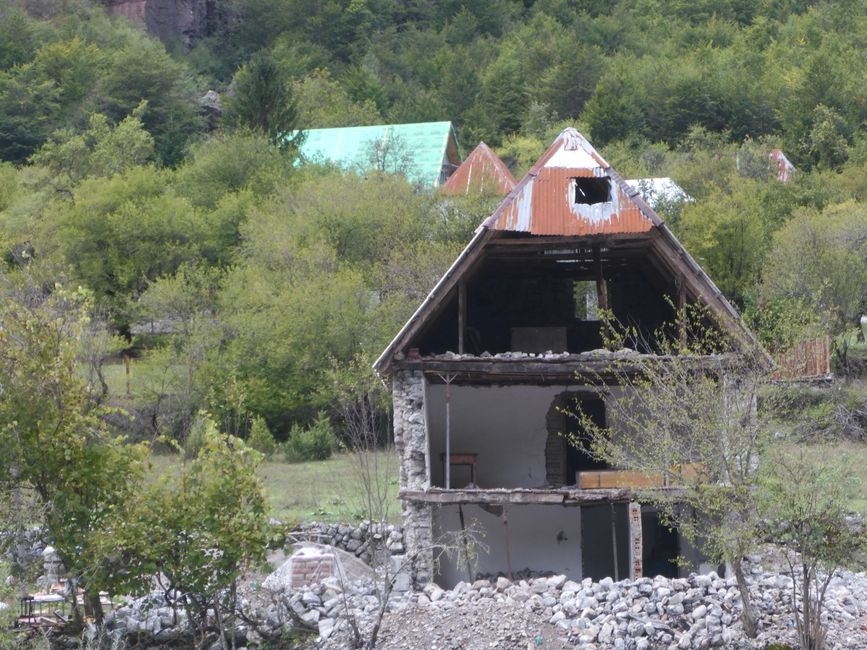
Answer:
[
  {"left": 770, "top": 440, "right": 867, "bottom": 514},
  {"left": 147, "top": 450, "right": 401, "bottom": 525},
  {"left": 102, "top": 357, "right": 182, "bottom": 401}
]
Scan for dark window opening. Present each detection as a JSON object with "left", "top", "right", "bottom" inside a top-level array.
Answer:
[
  {"left": 573, "top": 280, "right": 599, "bottom": 320},
  {"left": 565, "top": 397, "right": 608, "bottom": 482},
  {"left": 642, "top": 509, "right": 680, "bottom": 578},
  {"left": 574, "top": 177, "right": 611, "bottom": 204}
]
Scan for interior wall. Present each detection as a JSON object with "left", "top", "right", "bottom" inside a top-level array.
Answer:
[
  {"left": 427, "top": 383, "right": 642, "bottom": 488},
  {"left": 427, "top": 384, "right": 584, "bottom": 488},
  {"left": 433, "top": 504, "right": 582, "bottom": 588}
]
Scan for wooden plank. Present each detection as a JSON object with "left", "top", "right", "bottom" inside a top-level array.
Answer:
[
  {"left": 579, "top": 470, "right": 664, "bottom": 489},
  {"left": 458, "top": 279, "right": 466, "bottom": 354},
  {"left": 399, "top": 487, "right": 647, "bottom": 506},
  {"left": 628, "top": 502, "right": 643, "bottom": 579},
  {"left": 578, "top": 465, "right": 702, "bottom": 489}
]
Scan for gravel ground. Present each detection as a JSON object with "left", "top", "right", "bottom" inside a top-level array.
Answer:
[{"left": 375, "top": 598, "right": 574, "bottom": 650}]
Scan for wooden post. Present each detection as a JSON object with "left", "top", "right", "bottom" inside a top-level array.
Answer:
[
  {"left": 677, "top": 277, "right": 687, "bottom": 349},
  {"left": 594, "top": 246, "right": 609, "bottom": 311},
  {"left": 458, "top": 280, "right": 466, "bottom": 354},
  {"left": 610, "top": 502, "right": 619, "bottom": 581},
  {"left": 628, "top": 502, "right": 643, "bottom": 579}
]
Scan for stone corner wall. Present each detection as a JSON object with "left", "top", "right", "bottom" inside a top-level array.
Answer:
[{"left": 392, "top": 369, "right": 434, "bottom": 585}]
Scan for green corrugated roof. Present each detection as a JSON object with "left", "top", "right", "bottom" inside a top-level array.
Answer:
[{"left": 294, "top": 121, "right": 460, "bottom": 188}]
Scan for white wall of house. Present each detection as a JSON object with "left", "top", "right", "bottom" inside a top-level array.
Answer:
[
  {"left": 426, "top": 383, "right": 635, "bottom": 488},
  {"left": 433, "top": 503, "right": 582, "bottom": 588},
  {"left": 426, "top": 384, "right": 563, "bottom": 488}
]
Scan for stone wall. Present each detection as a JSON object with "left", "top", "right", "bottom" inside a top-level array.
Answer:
[
  {"left": 292, "top": 522, "right": 405, "bottom": 565},
  {"left": 392, "top": 369, "right": 433, "bottom": 585}
]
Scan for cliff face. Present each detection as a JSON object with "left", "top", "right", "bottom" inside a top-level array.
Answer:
[{"left": 103, "top": 0, "right": 223, "bottom": 49}]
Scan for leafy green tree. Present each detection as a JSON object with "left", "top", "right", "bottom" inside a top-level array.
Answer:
[
  {"left": 31, "top": 106, "right": 154, "bottom": 186},
  {"left": 49, "top": 166, "right": 206, "bottom": 328},
  {"left": 175, "top": 130, "right": 292, "bottom": 208},
  {"left": 0, "top": 5, "right": 36, "bottom": 71},
  {"left": 93, "top": 423, "right": 269, "bottom": 645},
  {"left": 293, "top": 68, "right": 382, "bottom": 128},
  {"left": 97, "top": 35, "right": 202, "bottom": 165},
  {"left": 678, "top": 185, "right": 767, "bottom": 306},
  {"left": 223, "top": 52, "right": 300, "bottom": 143},
  {"left": 0, "top": 280, "right": 147, "bottom": 624},
  {"left": 573, "top": 312, "right": 769, "bottom": 637},
  {"left": 759, "top": 201, "right": 867, "bottom": 334},
  {"left": 759, "top": 448, "right": 867, "bottom": 650},
  {"left": 0, "top": 67, "right": 62, "bottom": 163}
]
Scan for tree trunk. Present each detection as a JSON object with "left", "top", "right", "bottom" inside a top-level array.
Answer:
[
  {"left": 84, "top": 587, "right": 105, "bottom": 626},
  {"left": 733, "top": 559, "right": 758, "bottom": 638}
]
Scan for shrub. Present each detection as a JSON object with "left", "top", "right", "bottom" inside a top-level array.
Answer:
[
  {"left": 247, "top": 415, "right": 276, "bottom": 456},
  {"left": 184, "top": 411, "right": 213, "bottom": 458},
  {"left": 282, "top": 412, "right": 336, "bottom": 462}
]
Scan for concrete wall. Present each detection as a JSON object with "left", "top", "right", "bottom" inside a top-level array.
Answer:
[{"left": 433, "top": 504, "right": 582, "bottom": 588}]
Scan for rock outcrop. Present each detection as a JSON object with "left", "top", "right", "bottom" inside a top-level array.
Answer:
[{"left": 102, "top": 0, "right": 225, "bottom": 49}]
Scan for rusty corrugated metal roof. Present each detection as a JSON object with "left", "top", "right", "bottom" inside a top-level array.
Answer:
[
  {"left": 769, "top": 149, "right": 796, "bottom": 183},
  {"left": 440, "top": 142, "right": 517, "bottom": 196},
  {"left": 483, "top": 129, "right": 656, "bottom": 236}
]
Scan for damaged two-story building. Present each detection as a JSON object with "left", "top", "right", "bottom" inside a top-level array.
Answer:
[{"left": 373, "top": 129, "right": 762, "bottom": 589}]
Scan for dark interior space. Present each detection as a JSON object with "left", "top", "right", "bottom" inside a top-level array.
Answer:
[
  {"left": 574, "top": 177, "right": 611, "bottom": 204},
  {"left": 641, "top": 509, "right": 680, "bottom": 578},
  {"left": 565, "top": 397, "right": 609, "bottom": 482},
  {"left": 412, "top": 242, "right": 679, "bottom": 356},
  {"left": 582, "top": 503, "right": 630, "bottom": 581}
]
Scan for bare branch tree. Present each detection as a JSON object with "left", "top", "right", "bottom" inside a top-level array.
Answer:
[{"left": 570, "top": 306, "right": 770, "bottom": 637}]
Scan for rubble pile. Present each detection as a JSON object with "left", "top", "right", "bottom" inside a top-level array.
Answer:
[{"left": 89, "top": 551, "right": 867, "bottom": 648}]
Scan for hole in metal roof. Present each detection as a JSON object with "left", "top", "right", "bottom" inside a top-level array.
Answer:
[{"left": 573, "top": 177, "right": 611, "bottom": 205}]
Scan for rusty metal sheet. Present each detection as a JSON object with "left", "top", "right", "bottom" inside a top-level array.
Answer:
[
  {"left": 441, "top": 141, "right": 517, "bottom": 196},
  {"left": 769, "top": 148, "right": 796, "bottom": 183},
  {"left": 483, "top": 128, "right": 655, "bottom": 236},
  {"left": 488, "top": 168, "right": 653, "bottom": 235}
]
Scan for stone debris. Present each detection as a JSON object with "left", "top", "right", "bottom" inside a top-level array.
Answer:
[
  {"left": 292, "top": 521, "right": 407, "bottom": 565},
  {"left": 99, "top": 560, "right": 867, "bottom": 649}
]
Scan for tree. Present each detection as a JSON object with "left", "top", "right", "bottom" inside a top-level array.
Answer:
[
  {"left": 224, "top": 52, "right": 301, "bottom": 144},
  {"left": 759, "top": 448, "right": 866, "bottom": 650},
  {"left": 571, "top": 309, "right": 769, "bottom": 637},
  {"left": 0, "top": 277, "right": 147, "bottom": 625},
  {"left": 292, "top": 68, "right": 382, "bottom": 128},
  {"left": 759, "top": 201, "right": 867, "bottom": 335},
  {"left": 30, "top": 106, "right": 154, "bottom": 187},
  {"left": 92, "top": 421, "right": 270, "bottom": 648},
  {"left": 97, "top": 35, "right": 202, "bottom": 166},
  {"left": 49, "top": 165, "right": 208, "bottom": 329}
]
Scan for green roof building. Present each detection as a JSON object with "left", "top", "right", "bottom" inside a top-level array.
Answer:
[{"left": 296, "top": 121, "right": 462, "bottom": 189}]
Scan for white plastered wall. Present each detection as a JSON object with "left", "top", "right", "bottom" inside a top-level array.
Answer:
[
  {"left": 433, "top": 503, "right": 582, "bottom": 588},
  {"left": 425, "top": 383, "right": 634, "bottom": 488}
]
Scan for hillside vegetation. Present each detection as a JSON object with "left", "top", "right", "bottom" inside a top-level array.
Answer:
[{"left": 0, "top": 0, "right": 864, "bottom": 444}]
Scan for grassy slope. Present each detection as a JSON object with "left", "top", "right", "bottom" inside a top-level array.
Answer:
[{"left": 148, "top": 450, "right": 401, "bottom": 524}]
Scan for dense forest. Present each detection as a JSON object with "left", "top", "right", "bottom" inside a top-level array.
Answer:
[{"left": 0, "top": 0, "right": 865, "bottom": 442}]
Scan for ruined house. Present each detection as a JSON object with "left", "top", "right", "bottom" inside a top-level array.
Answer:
[{"left": 373, "top": 128, "right": 762, "bottom": 588}]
